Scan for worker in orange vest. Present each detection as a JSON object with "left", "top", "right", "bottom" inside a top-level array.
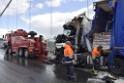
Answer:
[
  {"left": 92, "top": 45, "right": 103, "bottom": 74},
  {"left": 63, "top": 41, "right": 74, "bottom": 80}
]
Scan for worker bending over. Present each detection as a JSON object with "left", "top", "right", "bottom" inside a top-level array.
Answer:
[
  {"left": 64, "top": 41, "right": 74, "bottom": 80},
  {"left": 92, "top": 45, "right": 103, "bottom": 73}
]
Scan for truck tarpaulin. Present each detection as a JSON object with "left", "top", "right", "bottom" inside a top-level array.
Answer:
[
  {"left": 110, "top": 0, "right": 124, "bottom": 55},
  {"left": 86, "top": 4, "right": 110, "bottom": 37}
]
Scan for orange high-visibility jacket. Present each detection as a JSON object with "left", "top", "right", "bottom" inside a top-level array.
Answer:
[
  {"left": 92, "top": 47, "right": 101, "bottom": 59},
  {"left": 64, "top": 44, "right": 74, "bottom": 57}
]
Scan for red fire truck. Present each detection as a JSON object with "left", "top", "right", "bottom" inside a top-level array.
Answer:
[{"left": 3, "top": 29, "right": 47, "bottom": 59}]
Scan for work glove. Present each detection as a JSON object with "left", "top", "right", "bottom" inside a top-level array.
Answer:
[{"left": 72, "top": 60, "right": 77, "bottom": 65}]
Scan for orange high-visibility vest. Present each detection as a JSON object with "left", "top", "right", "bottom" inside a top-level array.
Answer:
[
  {"left": 92, "top": 47, "right": 101, "bottom": 59},
  {"left": 64, "top": 44, "right": 74, "bottom": 57}
]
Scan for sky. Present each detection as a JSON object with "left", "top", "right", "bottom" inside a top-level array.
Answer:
[{"left": 0, "top": 0, "right": 101, "bottom": 39}]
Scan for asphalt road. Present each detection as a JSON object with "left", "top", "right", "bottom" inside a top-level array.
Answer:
[{"left": 0, "top": 49, "right": 106, "bottom": 83}]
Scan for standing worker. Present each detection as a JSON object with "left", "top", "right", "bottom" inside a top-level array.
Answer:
[
  {"left": 63, "top": 41, "right": 75, "bottom": 80},
  {"left": 92, "top": 45, "right": 103, "bottom": 74}
]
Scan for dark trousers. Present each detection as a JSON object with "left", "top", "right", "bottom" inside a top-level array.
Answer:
[
  {"left": 93, "top": 57, "right": 100, "bottom": 70},
  {"left": 66, "top": 63, "right": 74, "bottom": 80}
]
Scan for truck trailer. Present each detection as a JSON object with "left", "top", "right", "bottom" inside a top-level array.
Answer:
[{"left": 84, "top": 0, "right": 124, "bottom": 76}]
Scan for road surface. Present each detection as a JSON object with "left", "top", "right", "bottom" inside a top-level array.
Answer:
[{"left": 0, "top": 49, "right": 118, "bottom": 83}]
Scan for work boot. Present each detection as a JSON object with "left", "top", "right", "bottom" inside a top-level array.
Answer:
[
  {"left": 92, "top": 69, "right": 98, "bottom": 75},
  {"left": 67, "top": 76, "right": 76, "bottom": 81},
  {"left": 67, "top": 76, "right": 71, "bottom": 80}
]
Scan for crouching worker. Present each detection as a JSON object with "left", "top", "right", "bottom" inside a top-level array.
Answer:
[
  {"left": 63, "top": 41, "right": 75, "bottom": 80},
  {"left": 92, "top": 45, "right": 103, "bottom": 74}
]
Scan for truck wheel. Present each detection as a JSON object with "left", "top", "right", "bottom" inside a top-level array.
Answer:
[
  {"left": 112, "top": 58, "right": 124, "bottom": 76},
  {"left": 18, "top": 49, "right": 23, "bottom": 57},
  {"left": 24, "top": 49, "right": 29, "bottom": 58}
]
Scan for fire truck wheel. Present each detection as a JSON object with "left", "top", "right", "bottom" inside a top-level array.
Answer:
[
  {"left": 5, "top": 47, "right": 9, "bottom": 54},
  {"left": 8, "top": 48, "right": 12, "bottom": 55},
  {"left": 18, "top": 49, "right": 23, "bottom": 57},
  {"left": 24, "top": 49, "right": 29, "bottom": 58}
]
